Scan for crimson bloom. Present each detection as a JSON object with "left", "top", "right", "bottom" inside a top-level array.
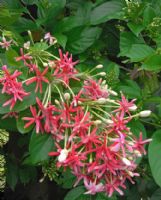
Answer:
[
  {"left": 0, "top": 66, "right": 29, "bottom": 110},
  {"left": 15, "top": 48, "right": 32, "bottom": 64},
  {"left": 23, "top": 105, "right": 43, "bottom": 133},
  {"left": 26, "top": 66, "right": 49, "bottom": 93}
]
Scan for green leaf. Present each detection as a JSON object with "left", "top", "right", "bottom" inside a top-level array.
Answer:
[
  {"left": 59, "top": 169, "right": 76, "bottom": 189},
  {"left": 6, "top": 158, "right": 18, "bottom": 190},
  {"left": 127, "top": 22, "right": 145, "bottom": 36},
  {"left": 5, "top": 48, "right": 21, "bottom": 67},
  {"left": 143, "top": 6, "right": 156, "bottom": 26},
  {"left": 128, "top": 44, "right": 155, "bottom": 62},
  {"left": 142, "top": 54, "right": 161, "bottom": 71},
  {"left": 64, "top": 186, "right": 86, "bottom": 200},
  {"left": 128, "top": 120, "right": 146, "bottom": 138},
  {"left": 119, "top": 32, "right": 144, "bottom": 57},
  {"left": 0, "top": 114, "right": 17, "bottom": 131},
  {"left": 149, "top": 130, "right": 161, "bottom": 187},
  {"left": 67, "top": 27, "right": 102, "bottom": 54},
  {"left": 118, "top": 80, "right": 141, "bottom": 99},
  {"left": 151, "top": 188, "right": 161, "bottom": 200},
  {"left": 19, "top": 166, "right": 37, "bottom": 184},
  {"left": 90, "top": 1, "right": 123, "bottom": 25},
  {"left": 96, "top": 193, "right": 117, "bottom": 200},
  {"left": 54, "top": 33, "right": 67, "bottom": 49},
  {"left": 29, "top": 131, "right": 55, "bottom": 164}
]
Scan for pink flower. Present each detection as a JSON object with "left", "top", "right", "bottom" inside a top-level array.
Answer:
[
  {"left": 53, "top": 49, "right": 79, "bottom": 85},
  {"left": 83, "top": 79, "right": 108, "bottom": 100},
  {"left": 133, "top": 132, "right": 152, "bottom": 155},
  {"left": 44, "top": 32, "right": 56, "bottom": 45},
  {"left": 0, "top": 37, "right": 12, "bottom": 50},
  {"left": 84, "top": 179, "right": 104, "bottom": 195},
  {"left": 26, "top": 67, "right": 49, "bottom": 93},
  {"left": 0, "top": 66, "right": 29, "bottom": 110},
  {"left": 23, "top": 105, "right": 43, "bottom": 133},
  {"left": 15, "top": 48, "right": 32, "bottom": 64}
]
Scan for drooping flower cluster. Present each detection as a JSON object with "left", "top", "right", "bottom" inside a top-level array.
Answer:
[{"left": 0, "top": 32, "right": 152, "bottom": 197}]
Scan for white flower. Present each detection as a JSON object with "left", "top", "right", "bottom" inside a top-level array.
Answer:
[{"left": 58, "top": 149, "right": 68, "bottom": 163}]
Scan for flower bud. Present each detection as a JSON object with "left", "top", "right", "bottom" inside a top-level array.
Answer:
[
  {"left": 122, "top": 157, "right": 131, "bottom": 166},
  {"left": 96, "top": 64, "right": 103, "bottom": 69},
  {"left": 93, "top": 120, "right": 102, "bottom": 125},
  {"left": 99, "top": 72, "right": 106, "bottom": 76},
  {"left": 106, "top": 119, "right": 113, "bottom": 124},
  {"left": 64, "top": 93, "right": 70, "bottom": 101},
  {"left": 139, "top": 110, "right": 151, "bottom": 117},
  {"left": 43, "top": 62, "right": 48, "bottom": 67},
  {"left": 128, "top": 104, "right": 137, "bottom": 111},
  {"left": 108, "top": 89, "right": 118, "bottom": 96},
  {"left": 55, "top": 99, "right": 60, "bottom": 105},
  {"left": 97, "top": 98, "right": 107, "bottom": 104}
]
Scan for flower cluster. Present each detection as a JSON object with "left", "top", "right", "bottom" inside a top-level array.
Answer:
[{"left": 0, "top": 32, "right": 152, "bottom": 197}]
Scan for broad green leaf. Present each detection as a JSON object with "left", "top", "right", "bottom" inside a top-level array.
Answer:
[
  {"left": 118, "top": 80, "right": 141, "bottom": 99},
  {"left": 54, "top": 33, "right": 67, "bottom": 49},
  {"left": 67, "top": 27, "right": 102, "bottom": 54},
  {"left": 6, "top": 158, "right": 18, "bottom": 190},
  {"left": 149, "top": 130, "right": 161, "bottom": 187},
  {"left": 64, "top": 186, "right": 86, "bottom": 200},
  {"left": 119, "top": 32, "right": 144, "bottom": 57},
  {"left": 96, "top": 193, "right": 117, "bottom": 200},
  {"left": 142, "top": 54, "right": 161, "bottom": 71},
  {"left": 128, "top": 44, "right": 155, "bottom": 62},
  {"left": 5, "top": 48, "right": 21, "bottom": 67},
  {"left": 143, "top": 6, "right": 156, "bottom": 26},
  {"left": 19, "top": 166, "right": 37, "bottom": 184},
  {"left": 128, "top": 120, "right": 146, "bottom": 138},
  {"left": 90, "top": 1, "right": 124, "bottom": 25},
  {"left": 127, "top": 22, "right": 145, "bottom": 36},
  {"left": 0, "top": 114, "right": 17, "bottom": 131},
  {"left": 29, "top": 131, "right": 55, "bottom": 164},
  {"left": 59, "top": 169, "right": 76, "bottom": 189},
  {"left": 151, "top": 188, "right": 161, "bottom": 200}
]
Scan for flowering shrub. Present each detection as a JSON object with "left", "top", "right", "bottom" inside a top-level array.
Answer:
[{"left": 0, "top": 32, "right": 152, "bottom": 197}]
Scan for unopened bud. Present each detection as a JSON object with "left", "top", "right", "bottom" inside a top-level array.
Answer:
[
  {"left": 64, "top": 93, "right": 70, "bottom": 101},
  {"left": 134, "top": 150, "right": 142, "bottom": 157},
  {"left": 96, "top": 64, "right": 103, "bottom": 69},
  {"left": 127, "top": 171, "right": 134, "bottom": 177},
  {"left": 93, "top": 120, "right": 102, "bottom": 125},
  {"left": 97, "top": 98, "right": 107, "bottom": 104},
  {"left": 43, "top": 62, "right": 48, "bottom": 67},
  {"left": 102, "top": 80, "right": 106, "bottom": 85},
  {"left": 55, "top": 99, "right": 60, "bottom": 105},
  {"left": 106, "top": 119, "right": 113, "bottom": 124},
  {"left": 24, "top": 41, "right": 30, "bottom": 49},
  {"left": 139, "top": 110, "right": 151, "bottom": 117},
  {"left": 108, "top": 89, "right": 118, "bottom": 96},
  {"left": 129, "top": 104, "right": 137, "bottom": 111},
  {"left": 99, "top": 72, "right": 106, "bottom": 76},
  {"left": 122, "top": 157, "right": 131, "bottom": 166}
]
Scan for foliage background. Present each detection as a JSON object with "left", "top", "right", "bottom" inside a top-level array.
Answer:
[{"left": 0, "top": 0, "right": 161, "bottom": 199}]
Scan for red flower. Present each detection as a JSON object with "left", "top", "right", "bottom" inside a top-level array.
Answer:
[
  {"left": 83, "top": 79, "right": 108, "bottom": 100},
  {"left": 0, "top": 66, "right": 29, "bottom": 110},
  {"left": 23, "top": 106, "right": 43, "bottom": 133},
  {"left": 15, "top": 48, "right": 32, "bottom": 64},
  {"left": 26, "top": 67, "right": 49, "bottom": 93},
  {"left": 53, "top": 49, "right": 79, "bottom": 85}
]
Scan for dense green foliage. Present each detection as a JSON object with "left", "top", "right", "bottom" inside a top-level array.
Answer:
[{"left": 0, "top": 0, "right": 161, "bottom": 199}]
